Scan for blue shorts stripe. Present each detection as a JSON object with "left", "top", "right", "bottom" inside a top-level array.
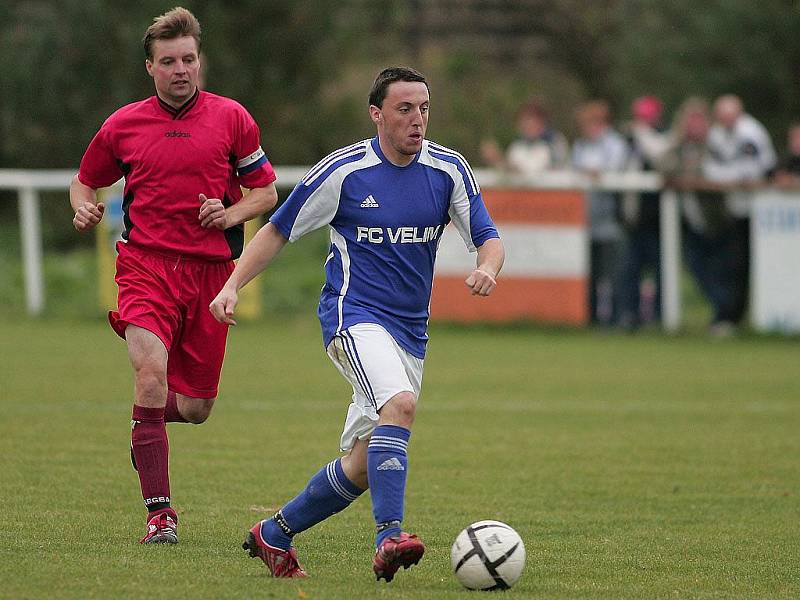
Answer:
[
  {"left": 336, "top": 333, "right": 376, "bottom": 409},
  {"left": 341, "top": 330, "right": 377, "bottom": 409},
  {"left": 334, "top": 335, "right": 368, "bottom": 401}
]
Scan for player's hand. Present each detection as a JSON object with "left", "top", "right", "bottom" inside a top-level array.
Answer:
[
  {"left": 209, "top": 286, "right": 238, "bottom": 326},
  {"left": 199, "top": 193, "right": 229, "bottom": 230},
  {"left": 73, "top": 202, "right": 105, "bottom": 232},
  {"left": 465, "top": 268, "right": 497, "bottom": 297}
]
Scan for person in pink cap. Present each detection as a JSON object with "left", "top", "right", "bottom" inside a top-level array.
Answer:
[{"left": 617, "top": 95, "right": 671, "bottom": 330}]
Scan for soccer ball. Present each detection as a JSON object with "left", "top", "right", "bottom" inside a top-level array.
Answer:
[{"left": 450, "top": 520, "right": 525, "bottom": 590}]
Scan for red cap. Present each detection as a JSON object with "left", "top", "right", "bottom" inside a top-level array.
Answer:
[{"left": 632, "top": 95, "right": 663, "bottom": 125}]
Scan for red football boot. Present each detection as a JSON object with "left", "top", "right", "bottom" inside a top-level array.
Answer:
[
  {"left": 140, "top": 512, "right": 178, "bottom": 545},
  {"left": 242, "top": 521, "right": 309, "bottom": 578},
  {"left": 373, "top": 532, "right": 425, "bottom": 582}
]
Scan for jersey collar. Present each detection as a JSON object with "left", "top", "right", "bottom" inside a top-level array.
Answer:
[
  {"left": 371, "top": 136, "right": 421, "bottom": 168},
  {"left": 155, "top": 88, "right": 201, "bottom": 120}
]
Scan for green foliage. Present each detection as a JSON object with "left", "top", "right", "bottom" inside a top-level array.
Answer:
[
  {"left": 2, "top": 0, "right": 799, "bottom": 173},
  {"left": 611, "top": 0, "right": 800, "bottom": 136},
  {"left": 2, "top": 318, "right": 799, "bottom": 598}
]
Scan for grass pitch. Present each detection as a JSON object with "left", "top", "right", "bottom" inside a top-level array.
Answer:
[{"left": 1, "top": 317, "right": 799, "bottom": 599}]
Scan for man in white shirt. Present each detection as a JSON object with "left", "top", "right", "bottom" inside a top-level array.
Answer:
[{"left": 704, "top": 95, "right": 776, "bottom": 331}]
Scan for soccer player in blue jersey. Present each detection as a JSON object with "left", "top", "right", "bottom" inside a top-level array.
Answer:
[{"left": 210, "top": 66, "right": 505, "bottom": 581}]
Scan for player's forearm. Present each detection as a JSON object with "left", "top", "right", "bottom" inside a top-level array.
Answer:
[
  {"left": 227, "top": 222, "right": 288, "bottom": 291},
  {"left": 476, "top": 237, "right": 505, "bottom": 278},
  {"left": 225, "top": 184, "right": 278, "bottom": 227},
  {"left": 69, "top": 174, "right": 97, "bottom": 211}
]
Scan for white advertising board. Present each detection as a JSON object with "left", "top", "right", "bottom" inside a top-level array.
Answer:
[{"left": 751, "top": 190, "right": 800, "bottom": 333}]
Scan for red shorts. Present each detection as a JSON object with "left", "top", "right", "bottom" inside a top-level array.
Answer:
[{"left": 109, "top": 242, "right": 234, "bottom": 399}]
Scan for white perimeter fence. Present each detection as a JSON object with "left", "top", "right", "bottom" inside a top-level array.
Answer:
[{"left": 3, "top": 167, "right": 788, "bottom": 332}]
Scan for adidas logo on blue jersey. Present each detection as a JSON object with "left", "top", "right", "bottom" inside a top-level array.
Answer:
[
  {"left": 360, "top": 194, "right": 380, "bottom": 208},
  {"left": 377, "top": 457, "right": 405, "bottom": 471}
]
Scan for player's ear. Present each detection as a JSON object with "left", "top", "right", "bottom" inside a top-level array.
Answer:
[
  {"left": 369, "top": 105, "right": 382, "bottom": 125},
  {"left": 145, "top": 59, "right": 154, "bottom": 77}
]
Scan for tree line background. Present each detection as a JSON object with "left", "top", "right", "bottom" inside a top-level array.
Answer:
[{"left": 3, "top": 0, "right": 800, "bottom": 172}]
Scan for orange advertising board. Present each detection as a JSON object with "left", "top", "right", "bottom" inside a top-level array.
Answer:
[{"left": 430, "top": 188, "right": 588, "bottom": 324}]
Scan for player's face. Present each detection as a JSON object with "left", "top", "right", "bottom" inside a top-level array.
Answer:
[
  {"left": 371, "top": 81, "right": 429, "bottom": 166},
  {"left": 146, "top": 36, "right": 201, "bottom": 107}
]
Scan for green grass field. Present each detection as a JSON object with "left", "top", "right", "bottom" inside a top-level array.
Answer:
[{"left": 1, "top": 317, "right": 799, "bottom": 599}]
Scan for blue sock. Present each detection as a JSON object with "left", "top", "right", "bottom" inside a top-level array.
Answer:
[
  {"left": 368, "top": 425, "right": 411, "bottom": 547},
  {"left": 260, "top": 458, "right": 364, "bottom": 550}
]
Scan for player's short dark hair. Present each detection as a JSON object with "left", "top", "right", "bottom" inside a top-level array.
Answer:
[
  {"left": 143, "top": 7, "right": 201, "bottom": 60},
  {"left": 369, "top": 67, "right": 429, "bottom": 108}
]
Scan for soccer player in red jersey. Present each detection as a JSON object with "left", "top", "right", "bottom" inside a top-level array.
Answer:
[{"left": 69, "top": 7, "right": 278, "bottom": 544}]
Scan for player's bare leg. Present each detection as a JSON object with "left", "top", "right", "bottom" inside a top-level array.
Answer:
[
  {"left": 127, "top": 325, "right": 168, "bottom": 410},
  {"left": 341, "top": 437, "right": 369, "bottom": 490},
  {"left": 370, "top": 391, "right": 425, "bottom": 582},
  {"left": 126, "top": 325, "right": 178, "bottom": 543}
]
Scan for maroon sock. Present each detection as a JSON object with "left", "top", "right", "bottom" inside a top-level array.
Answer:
[
  {"left": 131, "top": 405, "right": 174, "bottom": 518},
  {"left": 164, "top": 390, "right": 188, "bottom": 423}
]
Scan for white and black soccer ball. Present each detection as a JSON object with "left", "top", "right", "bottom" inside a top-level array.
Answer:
[{"left": 451, "top": 520, "right": 526, "bottom": 591}]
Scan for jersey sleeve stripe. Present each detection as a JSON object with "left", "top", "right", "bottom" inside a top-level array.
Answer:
[
  {"left": 302, "top": 148, "right": 369, "bottom": 187},
  {"left": 429, "top": 147, "right": 478, "bottom": 195},
  {"left": 302, "top": 140, "right": 369, "bottom": 185},
  {"left": 330, "top": 227, "right": 351, "bottom": 328},
  {"left": 428, "top": 142, "right": 479, "bottom": 196}
]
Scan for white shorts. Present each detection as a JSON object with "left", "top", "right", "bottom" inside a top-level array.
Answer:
[{"left": 326, "top": 323, "right": 424, "bottom": 452}]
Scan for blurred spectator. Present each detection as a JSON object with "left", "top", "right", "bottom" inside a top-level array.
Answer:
[
  {"left": 661, "top": 98, "right": 739, "bottom": 334},
  {"left": 481, "top": 101, "right": 569, "bottom": 173},
  {"left": 772, "top": 122, "right": 800, "bottom": 188},
  {"left": 571, "top": 100, "right": 629, "bottom": 325},
  {"left": 704, "top": 94, "right": 776, "bottom": 332},
  {"left": 617, "top": 95, "right": 671, "bottom": 330}
]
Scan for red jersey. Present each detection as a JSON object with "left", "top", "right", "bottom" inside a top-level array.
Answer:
[{"left": 78, "top": 90, "right": 277, "bottom": 261}]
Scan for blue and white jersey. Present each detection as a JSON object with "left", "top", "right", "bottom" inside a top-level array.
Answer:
[{"left": 270, "top": 137, "right": 499, "bottom": 358}]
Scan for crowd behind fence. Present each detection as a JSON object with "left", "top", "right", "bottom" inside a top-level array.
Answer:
[{"left": 478, "top": 92, "right": 800, "bottom": 336}]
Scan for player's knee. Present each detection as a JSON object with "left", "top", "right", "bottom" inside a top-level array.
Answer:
[
  {"left": 133, "top": 363, "right": 166, "bottom": 400},
  {"left": 180, "top": 397, "right": 215, "bottom": 424},
  {"left": 381, "top": 391, "right": 417, "bottom": 426},
  {"left": 180, "top": 410, "right": 204, "bottom": 424},
  {"left": 183, "top": 408, "right": 210, "bottom": 424}
]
